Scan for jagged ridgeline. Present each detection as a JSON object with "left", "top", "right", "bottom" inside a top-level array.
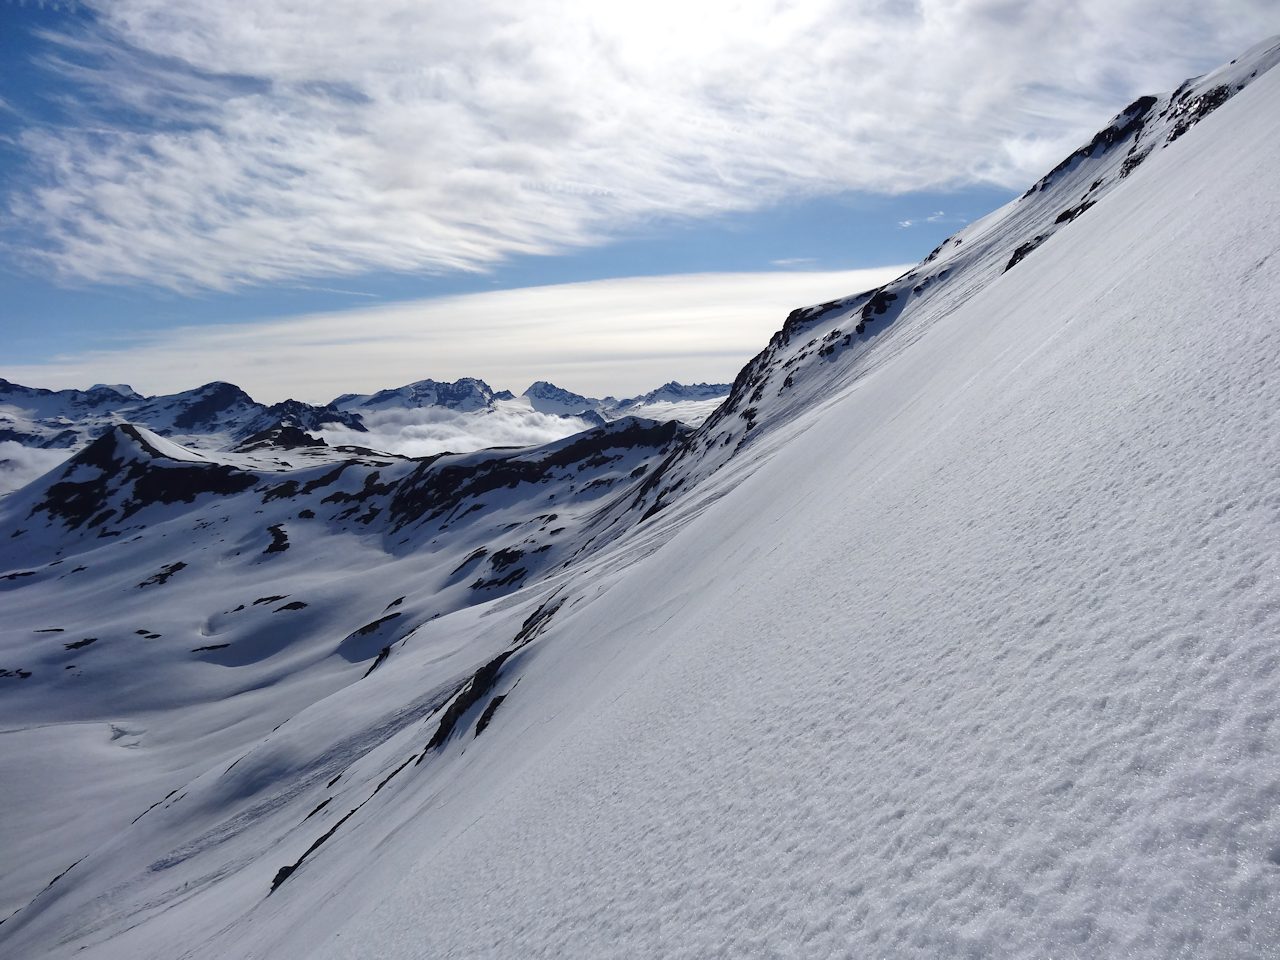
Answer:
[{"left": 0, "top": 375, "right": 731, "bottom": 456}]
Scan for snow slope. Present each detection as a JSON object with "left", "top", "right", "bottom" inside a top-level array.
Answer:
[
  {"left": 310, "top": 51, "right": 1280, "bottom": 959},
  {"left": 2, "top": 39, "right": 1280, "bottom": 959}
]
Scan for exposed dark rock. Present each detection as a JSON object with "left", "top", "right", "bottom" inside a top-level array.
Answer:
[
  {"left": 261, "top": 480, "right": 300, "bottom": 502},
  {"left": 419, "top": 650, "right": 514, "bottom": 757},
  {"left": 264, "top": 524, "right": 290, "bottom": 554},
  {"left": 129, "top": 791, "right": 177, "bottom": 825},
  {"left": 303, "top": 798, "right": 332, "bottom": 821},
  {"left": 137, "top": 562, "right": 187, "bottom": 588},
  {"left": 1168, "top": 84, "right": 1231, "bottom": 142},
  {"left": 474, "top": 694, "right": 507, "bottom": 736},
  {"left": 512, "top": 596, "right": 563, "bottom": 648},
  {"left": 349, "top": 613, "right": 402, "bottom": 638},
  {"left": 450, "top": 547, "right": 488, "bottom": 576},
  {"left": 338, "top": 613, "right": 405, "bottom": 667},
  {"left": 39, "top": 858, "right": 83, "bottom": 892},
  {"left": 271, "top": 750, "right": 419, "bottom": 893},
  {"left": 388, "top": 419, "right": 686, "bottom": 531},
  {"left": 489, "top": 547, "right": 524, "bottom": 571},
  {"left": 1120, "top": 148, "right": 1151, "bottom": 178},
  {"left": 470, "top": 568, "right": 527, "bottom": 591},
  {"left": 1054, "top": 200, "right": 1096, "bottom": 224},
  {"left": 271, "top": 809, "right": 356, "bottom": 892},
  {"left": 233, "top": 425, "right": 327, "bottom": 452},
  {"left": 1022, "top": 95, "right": 1157, "bottom": 197},
  {"left": 860, "top": 288, "right": 898, "bottom": 323},
  {"left": 1006, "top": 235, "right": 1047, "bottom": 271},
  {"left": 238, "top": 399, "right": 365, "bottom": 441},
  {"left": 29, "top": 425, "right": 256, "bottom": 531},
  {"left": 362, "top": 646, "right": 392, "bottom": 679},
  {"left": 63, "top": 638, "right": 97, "bottom": 650},
  {"left": 320, "top": 471, "right": 397, "bottom": 507},
  {"left": 171, "top": 382, "right": 255, "bottom": 430}
]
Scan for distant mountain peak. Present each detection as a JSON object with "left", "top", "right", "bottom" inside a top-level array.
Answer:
[
  {"left": 522, "top": 381, "right": 601, "bottom": 414},
  {"left": 87, "top": 383, "right": 141, "bottom": 399},
  {"left": 332, "top": 376, "right": 506, "bottom": 413},
  {"left": 622, "top": 381, "right": 731, "bottom": 406}
]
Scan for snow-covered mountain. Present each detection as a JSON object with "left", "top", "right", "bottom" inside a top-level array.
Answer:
[
  {"left": 522, "top": 379, "right": 604, "bottom": 415},
  {"left": 521, "top": 379, "right": 731, "bottom": 426},
  {"left": 522, "top": 379, "right": 730, "bottom": 416},
  {"left": 0, "top": 375, "right": 729, "bottom": 495},
  {"left": 330, "top": 376, "right": 515, "bottom": 413},
  {"left": 3, "top": 38, "right": 1280, "bottom": 959},
  {"left": 0, "top": 378, "right": 364, "bottom": 451}
]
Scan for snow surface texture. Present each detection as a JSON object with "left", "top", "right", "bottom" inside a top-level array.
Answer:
[{"left": 2, "top": 39, "right": 1280, "bottom": 960}]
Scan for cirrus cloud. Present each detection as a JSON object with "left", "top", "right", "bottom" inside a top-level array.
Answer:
[{"left": 4, "top": 0, "right": 1277, "bottom": 290}]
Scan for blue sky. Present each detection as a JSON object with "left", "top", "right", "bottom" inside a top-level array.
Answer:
[{"left": 1, "top": 1, "right": 1275, "bottom": 399}]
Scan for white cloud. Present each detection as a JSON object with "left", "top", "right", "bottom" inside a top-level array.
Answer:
[
  {"left": 319, "top": 406, "right": 597, "bottom": 460},
  {"left": 899, "top": 210, "right": 955, "bottom": 228},
  {"left": 6, "top": 1, "right": 1276, "bottom": 289},
  {"left": 0, "top": 266, "right": 908, "bottom": 403},
  {"left": 0, "top": 442, "right": 72, "bottom": 497}
]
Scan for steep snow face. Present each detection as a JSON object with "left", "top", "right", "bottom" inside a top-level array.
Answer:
[
  {"left": 598, "top": 36, "right": 1280, "bottom": 536},
  {"left": 303, "top": 52, "right": 1280, "bottom": 960},
  {"left": 3, "top": 41, "right": 1280, "bottom": 960}
]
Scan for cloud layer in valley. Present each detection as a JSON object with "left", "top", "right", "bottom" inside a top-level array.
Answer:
[
  {"left": 5, "top": 1, "right": 1275, "bottom": 290},
  {"left": 0, "top": 267, "right": 907, "bottom": 403},
  {"left": 0, "top": 442, "right": 73, "bottom": 497},
  {"left": 319, "top": 406, "right": 602, "bottom": 461}
]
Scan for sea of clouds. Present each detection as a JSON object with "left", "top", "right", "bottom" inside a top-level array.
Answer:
[{"left": 317, "top": 405, "right": 598, "bottom": 459}]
